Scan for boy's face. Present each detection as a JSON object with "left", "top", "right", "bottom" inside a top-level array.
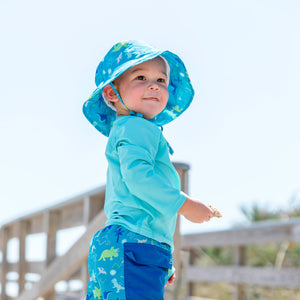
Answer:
[{"left": 113, "top": 57, "right": 169, "bottom": 120}]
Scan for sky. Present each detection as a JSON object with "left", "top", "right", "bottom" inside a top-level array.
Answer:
[{"left": 1, "top": 0, "right": 300, "bottom": 234}]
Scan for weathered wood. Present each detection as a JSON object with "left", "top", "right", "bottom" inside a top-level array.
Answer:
[
  {"left": 17, "top": 221, "right": 27, "bottom": 295},
  {"left": 83, "top": 196, "right": 91, "bottom": 227},
  {"left": 233, "top": 246, "right": 246, "bottom": 300},
  {"left": 1, "top": 227, "right": 9, "bottom": 300},
  {"left": 186, "top": 265, "right": 300, "bottom": 288},
  {"left": 25, "top": 261, "right": 44, "bottom": 274},
  {"left": 83, "top": 191, "right": 105, "bottom": 226},
  {"left": 181, "top": 219, "right": 300, "bottom": 249},
  {"left": 44, "top": 210, "right": 61, "bottom": 300},
  {"left": 166, "top": 164, "right": 190, "bottom": 300},
  {"left": 44, "top": 210, "right": 60, "bottom": 266},
  {"left": 60, "top": 202, "right": 84, "bottom": 229},
  {"left": 26, "top": 214, "right": 43, "bottom": 235},
  {"left": 2, "top": 186, "right": 106, "bottom": 234},
  {"left": 17, "top": 210, "right": 106, "bottom": 300},
  {"left": 80, "top": 260, "right": 89, "bottom": 298},
  {"left": 7, "top": 261, "right": 44, "bottom": 275},
  {"left": 188, "top": 250, "right": 197, "bottom": 297}
]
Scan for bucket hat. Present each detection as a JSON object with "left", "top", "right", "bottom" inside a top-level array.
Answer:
[{"left": 83, "top": 40, "right": 194, "bottom": 137}]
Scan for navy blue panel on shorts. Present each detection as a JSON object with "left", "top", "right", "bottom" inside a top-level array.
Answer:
[{"left": 124, "top": 243, "right": 172, "bottom": 300}]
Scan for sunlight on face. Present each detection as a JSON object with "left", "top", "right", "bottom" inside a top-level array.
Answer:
[{"left": 113, "top": 57, "right": 169, "bottom": 119}]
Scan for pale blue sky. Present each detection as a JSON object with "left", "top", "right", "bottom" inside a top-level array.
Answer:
[{"left": 1, "top": 0, "right": 300, "bottom": 233}]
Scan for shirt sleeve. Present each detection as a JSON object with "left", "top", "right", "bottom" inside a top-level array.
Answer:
[{"left": 115, "top": 118, "right": 186, "bottom": 217}]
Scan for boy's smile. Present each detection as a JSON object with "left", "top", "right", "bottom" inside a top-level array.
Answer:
[{"left": 105, "top": 57, "right": 169, "bottom": 120}]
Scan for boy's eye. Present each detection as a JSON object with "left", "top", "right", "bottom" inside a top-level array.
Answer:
[
  {"left": 157, "top": 78, "right": 166, "bottom": 83},
  {"left": 136, "top": 75, "right": 146, "bottom": 80}
]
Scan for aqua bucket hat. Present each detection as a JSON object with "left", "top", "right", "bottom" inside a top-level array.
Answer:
[{"left": 83, "top": 40, "right": 194, "bottom": 137}]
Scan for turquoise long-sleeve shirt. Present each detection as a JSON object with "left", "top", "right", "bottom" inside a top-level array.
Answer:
[{"left": 104, "top": 116, "right": 187, "bottom": 251}]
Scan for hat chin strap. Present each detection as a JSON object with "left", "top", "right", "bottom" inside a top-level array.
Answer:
[{"left": 110, "top": 83, "right": 143, "bottom": 117}]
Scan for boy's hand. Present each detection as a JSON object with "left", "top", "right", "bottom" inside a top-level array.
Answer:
[
  {"left": 166, "top": 272, "right": 176, "bottom": 286},
  {"left": 178, "top": 197, "right": 216, "bottom": 223}
]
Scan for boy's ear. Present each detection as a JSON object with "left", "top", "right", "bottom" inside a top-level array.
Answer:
[{"left": 103, "top": 85, "right": 118, "bottom": 102}]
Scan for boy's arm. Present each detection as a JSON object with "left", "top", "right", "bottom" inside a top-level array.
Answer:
[
  {"left": 178, "top": 196, "right": 215, "bottom": 223},
  {"left": 116, "top": 119, "right": 186, "bottom": 217}
]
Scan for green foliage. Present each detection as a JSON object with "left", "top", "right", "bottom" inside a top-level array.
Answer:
[
  {"left": 245, "top": 244, "right": 279, "bottom": 267},
  {"left": 284, "top": 243, "right": 300, "bottom": 267},
  {"left": 239, "top": 202, "right": 280, "bottom": 222},
  {"left": 200, "top": 247, "right": 233, "bottom": 265}
]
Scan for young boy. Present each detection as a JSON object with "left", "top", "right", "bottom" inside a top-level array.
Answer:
[{"left": 83, "top": 40, "right": 218, "bottom": 300}]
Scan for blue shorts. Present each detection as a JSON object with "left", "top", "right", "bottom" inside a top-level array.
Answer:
[{"left": 86, "top": 225, "right": 173, "bottom": 300}]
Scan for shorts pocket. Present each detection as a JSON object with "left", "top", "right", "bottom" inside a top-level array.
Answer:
[{"left": 124, "top": 243, "right": 172, "bottom": 300}]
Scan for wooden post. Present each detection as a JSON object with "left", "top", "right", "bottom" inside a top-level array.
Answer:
[
  {"left": 44, "top": 210, "right": 61, "bottom": 300},
  {"left": 17, "top": 220, "right": 28, "bottom": 295},
  {"left": 82, "top": 196, "right": 92, "bottom": 297},
  {"left": 174, "top": 164, "right": 189, "bottom": 281},
  {"left": 0, "top": 227, "right": 9, "bottom": 300},
  {"left": 83, "top": 196, "right": 92, "bottom": 226},
  {"left": 188, "top": 249, "right": 197, "bottom": 297},
  {"left": 166, "top": 164, "right": 189, "bottom": 300},
  {"left": 82, "top": 193, "right": 105, "bottom": 296},
  {"left": 233, "top": 246, "right": 246, "bottom": 300},
  {"left": 80, "top": 260, "right": 89, "bottom": 298},
  {"left": 83, "top": 193, "right": 105, "bottom": 225}
]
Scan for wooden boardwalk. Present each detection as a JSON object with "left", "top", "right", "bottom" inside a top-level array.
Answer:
[{"left": 1, "top": 162, "right": 300, "bottom": 299}]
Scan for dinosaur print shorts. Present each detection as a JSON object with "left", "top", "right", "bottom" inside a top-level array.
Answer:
[{"left": 86, "top": 225, "right": 173, "bottom": 300}]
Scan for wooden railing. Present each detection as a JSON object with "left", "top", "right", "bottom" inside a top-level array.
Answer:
[
  {"left": 181, "top": 217, "right": 300, "bottom": 299},
  {"left": 0, "top": 163, "right": 189, "bottom": 300},
  {"left": 2, "top": 161, "right": 300, "bottom": 300},
  {"left": 0, "top": 184, "right": 106, "bottom": 300}
]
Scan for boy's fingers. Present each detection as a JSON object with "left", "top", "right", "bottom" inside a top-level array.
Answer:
[
  {"left": 167, "top": 273, "right": 176, "bottom": 285},
  {"left": 208, "top": 205, "right": 222, "bottom": 218}
]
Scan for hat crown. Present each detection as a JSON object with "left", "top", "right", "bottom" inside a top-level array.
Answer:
[{"left": 95, "top": 40, "right": 160, "bottom": 87}]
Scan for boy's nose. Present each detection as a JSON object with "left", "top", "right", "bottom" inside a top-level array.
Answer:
[{"left": 148, "top": 82, "right": 159, "bottom": 90}]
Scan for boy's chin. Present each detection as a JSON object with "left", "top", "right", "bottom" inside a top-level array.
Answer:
[{"left": 143, "top": 112, "right": 159, "bottom": 120}]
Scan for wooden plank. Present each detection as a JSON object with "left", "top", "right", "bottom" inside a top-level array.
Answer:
[
  {"left": 8, "top": 261, "right": 44, "bottom": 274},
  {"left": 83, "top": 192, "right": 105, "bottom": 226},
  {"left": 187, "top": 297, "right": 218, "bottom": 300},
  {"left": 186, "top": 265, "right": 300, "bottom": 288},
  {"left": 25, "top": 261, "right": 44, "bottom": 274},
  {"left": 60, "top": 202, "right": 84, "bottom": 229},
  {"left": 181, "top": 221, "right": 300, "bottom": 248},
  {"left": 5, "top": 223, "right": 17, "bottom": 240},
  {"left": 26, "top": 214, "right": 44, "bottom": 235},
  {"left": 1, "top": 185, "right": 106, "bottom": 229},
  {"left": 17, "top": 210, "right": 106, "bottom": 300}
]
